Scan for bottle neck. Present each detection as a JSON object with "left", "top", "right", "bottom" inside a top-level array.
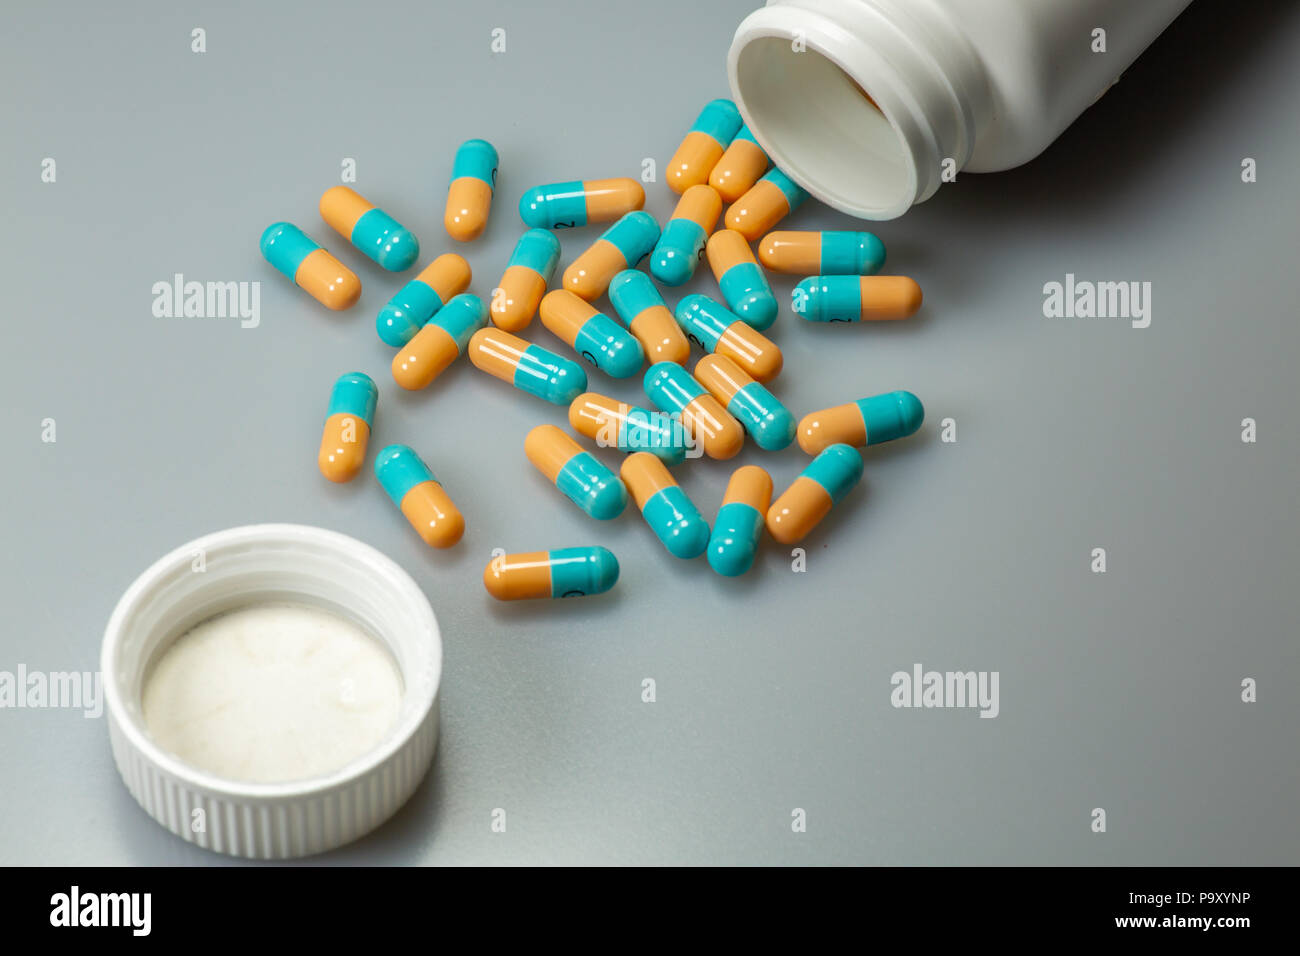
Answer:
[{"left": 728, "top": 0, "right": 987, "bottom": 220}]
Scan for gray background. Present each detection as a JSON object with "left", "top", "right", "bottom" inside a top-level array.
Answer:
[{"left": 2, "top": 0, "right": 1296, "bottom": 865}]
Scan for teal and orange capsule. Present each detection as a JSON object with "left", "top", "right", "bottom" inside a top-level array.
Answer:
[
  {"left": 375, "top": 444, "right": 465, "bottom": 548},
  {"left": 707, "top": 466, "right": 773, "bottom": 577},
  {"left": 518, "top": 178, "right": 645, "bottom": 229},
  {"left": 375, "top": 253, "right": 472, "bottom": 347},
  {"left": 607, "top": 270, "right": 691, "bottom": 365},
  {"left": 491, "top": 228, "right": 561, "bottom": 332},
  {"left": 693, "top": 354, "right": 795, "bottom": 451},
  {"left": 766, "top": 444, "right": 864, "bottom": 544},
  {"left": 798, "top": 391, "right": 924, "bottom": 454},
  {"left": 445, "top": 138, "right": 498, "bottom": 241},
  {"left": 759, "top": 231, "right": 886, "bottom": 276},
  {"left": 569, "top": 391, "right": 691, "bottom": 466},
  {"left": 621, "top": 453, "right": 710, "bottom": 559},
  {"left": 650, "top": 184, "right": 722, "bottom": 286},
  {"left": 318, "top": 372, "right": 377, "bottom": 482},
  {"left": 319, "top": 186, "right": 419, "bottom": 271},
  {"left": 525, "top": 424, "right": 628, "bottom": 521},
  {"left": 725, "top": 168, "right": 808, "bottom": 241},
  {"left": 261, "top": 222, "right": 361, "bottom": 310},
  {"left": 483, "top": 547, "right": 619, "bottom": 601},
  {"left": 539, "top": 290, "right": 645, "bottom": 379},
  {"left": 674, "top": 294, "right": 783, "bottom": 382},
  {"left": 667, "top": 99, "right": 742, "bottom": 193},
  {"left": 706, "top": 229, "right": 778, "bottom": 331},
  {"left": 468, "top": 327, "right": 588, "bottom": 405},
  {"left": 391, "top": 293, "right": 487, "bottom": 390},
  {"left": 792, "top": 276, "right": 923, "bottom": 322},
  {"left": 562, "top": 211, "right": 660, "bottom": 300}
]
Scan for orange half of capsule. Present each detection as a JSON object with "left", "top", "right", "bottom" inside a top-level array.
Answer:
[
  {"left": 445, "top": 178, "right": 493, "bottom": 241},
  {"left": 766, "top": 476, "right": 834, "bottom": 545},
  {"left": 725, "top": 179, "right": 791, "bottom": 241},
  {"left": 709, "top": 138, "right": 769, "bottom": 203},
  {"left": 297, "top": 248, "right": 362, "bottom": 310},
  {"left": 401, "top": 480, "right": 464, "bottom": 548},
  {"left": 682, "top": 392, "right": 744, "bottom": 460},
  {"left": 668, "top": 130, "right": 726, "bottom": 194},
  {"left": 318, "top": 414, "right": 370, "bottom": 482},
  {"left": 493, "top": 265, "right": 548, "bottom": 332},
  {"left": 723, "top": 464, "right": 773, "bottom": 512},
  {"left": 392, "top": 323, "right": 460, "bottom": 390},
  {"left": 716, "top": 322, "right": 783, "bottom": 383}
]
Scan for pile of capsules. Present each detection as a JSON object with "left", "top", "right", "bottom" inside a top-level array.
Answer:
[{"left": 259, "top": 99, "right": 925, "bottom": 601}]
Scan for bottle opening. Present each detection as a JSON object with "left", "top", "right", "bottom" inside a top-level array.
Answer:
[{"left": 733, "top": 36, "right": 917, "bottom": 219}]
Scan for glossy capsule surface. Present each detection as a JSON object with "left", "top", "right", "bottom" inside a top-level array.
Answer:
[
  {"left": 261, "top": 222, "right": 361, "bottom": 311},
  {"left": 525, "top": 424, "right": 627, "bottom": 521},
  {"left": 706, "top": 229, "right": 777, "bottom": 331},
  {"left": 319, "top": 186, "right": 419, "bottom": 271},
  {"left": 491, "top": 228, "right": 560, "bottom": 332},
  {"left": 483, "top": 547, "right": 619, "bottom": 600},
  {"left": 725, "top": 168, "right": 808, "bottom": 241},
  {"left": 467, "top": 327, "right": 587, "bottom": 405},
  {"left": 708, "top": 465, "right": 772, "bottom": 577},
  {"left": 569, "top": 391, "right": 690, "bottom": 465},
  {"left": 793, "top": 276, "right": 923, "bottom": 322},
  {"left": 318, "top": 372, "right": 377, "bottom": 482},
  {"left": 798, "top": 391, "right": 924, "bottom": 455},
  {"left": 539, "top": 290, "right": 644, "bottom": 379},
  {"left": 518, "top": 178, "right": 645, "bottom": 229},
  {"left": 693, "top": 354, "right": 794, "bottom": 451},
  {"left": 759, "top": 231, "right": 886, "bottom": 276},
  {"left": 607, "top": 270, "right": 690, "bottom": 365},
  {"left": 375, "top": 444, "right": 464, "bottom": 548},
  {"left": 766, "top": 444, "right": 863, "bottom": 545},
  {"left": 708, "top": 124, "right": 770, "bottom": 202},
  {"left": 674, "top": 294, "right": 783, "bottom": 382},
  {"left": 643, "top": 361, "right": 744, "bottom": 461},
  {"left": 667, "top": 99, "right": 742, "bottom": 194},
  {"left": 376, "top": 253, "right": 472, "bottom": 347},
  {"left": 620, "top": 453, "right": 710, "bottom": 559},
  {"left": 445, "top": 138, "right": 497, "bottom": 241},
  {"left": 392, "top": 293, "right": 486, "bottom": 390},
  {"left": 650, "top": 185, "right": 721, "bottom": 286},
  {"left": 562, "top": 211, "right": 660, "bottom": 300}
]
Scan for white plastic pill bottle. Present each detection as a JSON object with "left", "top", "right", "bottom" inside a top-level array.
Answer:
[{"left": 728, "top": 0, "right": 1194, "bottom": 219}]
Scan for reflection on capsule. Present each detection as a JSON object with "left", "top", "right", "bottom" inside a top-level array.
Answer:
[
  {"left": 607, "top": 270, "right": 691, "bottom": 365},
  {"left": 766, "top": 444, "right": 864, "bottom": 544},
  {"left": 375, "top": 444, "right": 465, "bottom": 548},
  {"left": 725, "top": 168, "right": 808, "bottom": 241},
  {"left": 444, "top": 138, "right": 498, "bottom": 241},
  {"left": 643, "top": 361, "right": 744, "bottom": 461},
  {"left": 792, "top": 276, "right": 923, "bottom": 322},
  {"left": 621, "top": 452, "right": 710, "bottom": 559},
  {"left": 650, "top": 184, "right": 722, "bottom": 286},
  {"left": 376, "top": 253, "right": 472, "bottom": 347},
  {"left": 674, "top": 294, "right": 783, "bottom": 382},
  {"left": 539, "top": 290, "right": 644, "bottom": 379},
  {"left": 693, "top": 354, "right": 794, "bottom": 451},
  {"left": 491, "top": 229, "right": 560, "bottom": 332},
  {"left": 706, "top": 229, "right": 777, "bottom": 331},
  {"left": 797, "top": 391, "right": 925, "bottom": 455},
  {"left": 708, "top": 124, "right": 770, "bottom": 202},
  {"left": 708, "top": 465, "right": 773, "bottom": 577},
  {"left": 319, "top": 185, "right": 419, "bottom": 271},
  {"left": 667, "top": 99, "right": 742, "bottom": 194},
  {"left": 261, "top": 222, "right": 361, "bottom": 311},
  {"left": 518, "top": 178, "right": 645, "bottom": 229},
  {"left": 483, "top": 547, "right": 620, "bottom": 600},
  {"left": 759, "top": 231, "right": 886, "bottom": 276},
  {"left": 562, "top": 211, "right": 660, "bottom": 300},
  {"left": 467, "top": 327, "right": 588, "bottom": 404},
  {"left": 525, "top": 424, "right": 628, "bottom": 521},
  {"left": 392, "top": 293, "right": 487, "bottom": 390},
  {"left": 569, "top": 391, "right": 690, "bottom": 466},
  {"left": 318, "top": 372, "right": 377, "bottom": 483}
]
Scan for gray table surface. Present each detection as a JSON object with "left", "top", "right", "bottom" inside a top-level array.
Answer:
[{"left": 2, "top": 0, "right": 1296, "bottom": 865}]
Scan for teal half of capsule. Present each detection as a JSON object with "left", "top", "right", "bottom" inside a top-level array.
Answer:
[
  {"left": 377, "top": 275, "right": 448, "bottom": 347},
  {"left": 803, "top": 444, "right": 865, "bottom": 504},
  {"left": 821, "top": 231, "right": 886, "bottom": 275},
  {"left": 859, "top": 391, "right": 925, "bottom": 444},
  {"left": 707, "top": 501, "right": 764, "bottom": 577},
  {"left": 518, "top": 180, "right": 589, "bottom": 228},
  {"left": 451, "top": 139, "right": 498, "bottom": 189},
  {"left": 326, "top": 372, "right": 378, "bottom": 424},
  {"left": 691, "top": 98, "right": 743, "bottom": 147},
  {"left": 619, "top": 407, "right": 688, "bottom": 465},
  {"left": 643, "top": 361, "right": 706, "bottom": 414},
  {"left": 260, "top": 222, "right": 320, "bottom": 279},
  {"left": 601, "top": 211, "right": 660, "bottom": 267},
  {"left": 515, "top": 344, "right": 588, "bottom": 404},
  {"left": 573, "top": 312, "right": 645, "bottom": 379},
  {"left": 508, "top": 228, "right": 561, "bottom": 279},
  {"left": 726, "top": 382, "right": 795, "bottom": 451},
  {"left": 793, "top": 276, "right": 861, "bottom": 322},
  {"left": 650, "top": 218, "right": 708, "bottom": 286},
  {"left": 429, "top": 293, "right": 487, "bottom": 352},
  {"left": 352, "top": 208, "right": 419, "bottom": 272},
  {"left": 374, "top": 444, "right": 436, "bottom": 506},
  {"left": 718, "top": 261, "right": 777, "bottom": 330},
  {"left": 547, "top": 546, "right": 620, "bottom": 597},
  {"left": 607, "top": 269, "right": 665, "bottom": 324},
  {"left": 641, "top": 486, "right": 710, "bottom": 559},
  {"left": 674, "top": 294, "right": 737, "bottom": 351},
  {"left": 556, "top": 452, "right": 628, "bottom": 520},
  {"left": 764, "top": 167, "right": 810, "bottom": 211}
]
